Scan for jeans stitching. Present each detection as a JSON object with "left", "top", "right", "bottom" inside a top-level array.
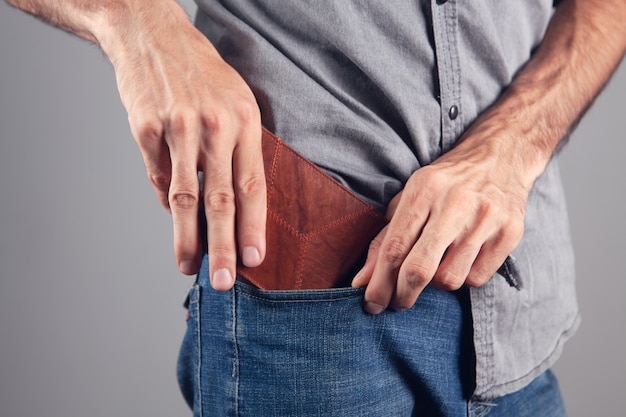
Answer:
[
  {"left": 469, "top": 401, "right": 495, "bottom": 417},
  {"left": 231, "top": 286, "right": 240, "bottom": 417},
  {"left": 191, "top": 284, "right": 202, "bottom": 417},
  {"left": 236, "top": 282, "right": 365, "bottom": 303},
  {"left": 242, "top": 292, "right": 364, "bottom": 304}
]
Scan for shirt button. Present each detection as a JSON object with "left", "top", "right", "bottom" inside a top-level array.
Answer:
[{"left": 448, "top": 105, "right": 459, "bottom": 120}]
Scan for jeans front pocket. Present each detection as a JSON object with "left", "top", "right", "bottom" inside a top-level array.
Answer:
[
  {"left": 230, "top": 281, "right": 414, "bottom": 416},
  {"left": 180, "top": 254, "right": 473, "bottom": 417}
]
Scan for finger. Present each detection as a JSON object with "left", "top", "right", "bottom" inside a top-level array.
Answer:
[
  {"left": 465, "top": 245, "right": 508, "bottom": 287},
  {"left": 144, "top": 144, "right": 173, "bottom": 211},
  {"left": 162, "top": 113, "right": 203, "bottom": 275},
  {"left": 466, "top": 230, "right": 522, "bottom": 288},
  {"left": 352, "top": 226, "right": 387, "bottom": 287},
  {"left": 202, "top": 137, "right": 237, "bottom": 291},
  {"left": 352, "top": 190, "right": 399, "bottom": 288},
  {"left": 130, "top": 113, "right": 172, "bottom": 211},
  {"left": 362, "top": 201, "right": 429, "bottom": 314},
  {"left": 168, "top": 153, "right": 202, "bottom": 276},
  {"left": 232, "top": 125, "right": 266, "bottom": 267},
  {"left": 429, "top": 240, "right": 481, "bottom": 291},
  {"left": 429, "top": 213, "right": 497, "bottom": 291},
  {"left": 391, "top": 221, "right": 449, "bottom": 310}
]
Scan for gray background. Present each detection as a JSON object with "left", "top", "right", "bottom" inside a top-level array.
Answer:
[{"left": 0, "top": 1, "right": 624, "bottom": 416}]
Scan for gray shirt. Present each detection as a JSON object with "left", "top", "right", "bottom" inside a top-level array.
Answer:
[{"left": 194, "top": 0, "right": 580, "bottom": 399}]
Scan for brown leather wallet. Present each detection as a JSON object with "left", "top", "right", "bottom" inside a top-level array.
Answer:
[{"left": 236, "top": 128, "right": 387, "bottom": 290}]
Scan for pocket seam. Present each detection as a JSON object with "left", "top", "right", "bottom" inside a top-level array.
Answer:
[{"left": 235, "top": 281, "right": 365, "bottom": 303}]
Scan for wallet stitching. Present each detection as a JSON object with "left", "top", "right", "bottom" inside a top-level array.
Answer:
[
  {"left": 272, "top": 132, "right": 375, "bottom": 210},
  {"left": 268, "top": 210, "right": 304, "bottom": 238},
  {"left": 295, "top": 237, "right": 309, "bottom": 289},
  {"left": 268, "top": 198, "right": 382, "bottom": 239},
  {"left": 265, "top": 130, "right": 385, "bottom": 235},
  {"left": 305, "top": 205, "right": 384, "bottom": 238}
]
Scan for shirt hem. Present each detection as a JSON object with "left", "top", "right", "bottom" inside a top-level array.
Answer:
[{"left": 473, "top": 311, "right": 581, "bottom": 400}]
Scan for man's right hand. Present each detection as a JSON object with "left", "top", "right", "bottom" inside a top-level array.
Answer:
[{"left": 96, "top": 2, "right": 267, "bottom": 290}]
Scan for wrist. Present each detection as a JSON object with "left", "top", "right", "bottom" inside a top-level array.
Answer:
[
  {"left": 491, "top": 84, "right": 565, "bottom": 190},
  {"left": 447, "top": 95, "right": 555, "bottom": 194},
  {"left": 94, "top": 0, "right": 200, "bottom": 64}
]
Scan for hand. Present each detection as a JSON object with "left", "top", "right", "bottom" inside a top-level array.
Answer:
[
  {"left": 351, "top": 0, "right": 626, "bottom": 314},
  {"left": 101, "top": 4, "right": 266, "bottom": 290},
  {"left": 352, "top": 124, "right": 529, "bottom": 314}
]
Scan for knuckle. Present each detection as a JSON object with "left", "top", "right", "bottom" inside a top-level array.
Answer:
[
  {"left": 367, "top": 236, "right": 383, "bottom": 255},
  {"left": 132, "top": 115, "right": 163, "bottom": 145},
  {"left": 382, "top": 236, "right": 411, "bottom": 267},
  {"left": 477, "top": 199, "right": 509, "bottom": 226},
  {"left": 497, "top": 221, "right": 525, "bottom": 254},
  {"left": 208, "top": 243, "right": 236, "bottom": 264},
  {"left": 436, "top": 271, "right": 465, "bottom": 291},
  {"left": 148, "top": 171, "right": 170, "bottom": 191},
  {"left": 236, "top": 172, "right": 265, "bottom": 198},
  {"left": 204, "top": 189, "right": 235, "bottom": 215},
  {"left": 504, "top": 220, "right": 525, "bottom": 242},
  {"left": 197, "top": 106, "right": 232, "bottom": 137},
  {"left": 237, "top": 223, "right": 259, "bottom": 239},
  {"left": 209, "top": 243, "right": 232, "bottom": 258},
  {"left": 199, "top": 110, "right": 221, "bottom": 136},
  {"left": 168, "top": 107, "right": 195, "bottom": 137},
  {"left": 466, "top": 272, "right": 491, "bottom": 288},
  {"left": 419, "top": 167, "right": 447, "bottom": 191},
  {"left": 477, "top": 199, "right": 497, "bottom": 217},
  {"left": 170, "top": 191, "right": 199, "bottom": 210},
  {"left": 403, "top": 263, "right": 432, "bottom": 290},
  {"left": 233, "top": 99, "right": 260, "bottom": 125}
]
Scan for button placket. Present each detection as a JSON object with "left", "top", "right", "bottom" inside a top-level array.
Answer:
[{"left": 431, "top": 0, "right": 462, "bottom": 152}]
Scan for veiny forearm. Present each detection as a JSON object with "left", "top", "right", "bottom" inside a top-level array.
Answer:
[
  {"left": 5, "top": 0, "right": 117, "bottom": 43},
  {"left": 449, "top": 0, "right": 626, "bottom": 190},
  {"left": 3, "top": 0, "right": 194, "bottom": 56}
]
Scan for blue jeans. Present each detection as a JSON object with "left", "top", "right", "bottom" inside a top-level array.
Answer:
[{"left": 178, "top": 255, "right": 566, "bottom": 417}]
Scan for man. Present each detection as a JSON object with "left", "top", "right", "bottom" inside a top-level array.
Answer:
[{"left": 5, "top": 0, "right": 625, "bottom": 415}]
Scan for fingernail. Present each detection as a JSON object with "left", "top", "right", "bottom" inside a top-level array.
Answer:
[
  {"left": 212, "top": 268, "right": 233, "bottom": 290},
  {"left": 242, "top": 246, "right": 262, "bottom": 267},
  {"left": 364, "top": 301, "right": 386, "bottom": 315},
  {"left": 179, "top": 260, "right": 196, "bottom": 275}
]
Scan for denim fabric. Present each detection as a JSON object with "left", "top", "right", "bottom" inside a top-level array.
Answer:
[
  {"left": 468, "top": 370, "right": 566, "bottom": 417},
  {"left": 178, "top": 256, "right": 474, "bottom": 417},
  {"left": 178, "top": 257, "right": 568, "bottom": 416}
]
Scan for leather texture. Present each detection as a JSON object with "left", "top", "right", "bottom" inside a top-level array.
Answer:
[{"left": 236, "top": 128, "right": 387, "bottom": 290}]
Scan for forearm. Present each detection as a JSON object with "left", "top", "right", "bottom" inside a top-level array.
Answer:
[
  {"left": 5, "top": 0, "right": 116, "bottom": 43},
  {"left": 3, "top": 0, "right": 203, "bottom": 59},
  {"left": 448, "top": 0, "right": 626, "bottom": 190}
]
